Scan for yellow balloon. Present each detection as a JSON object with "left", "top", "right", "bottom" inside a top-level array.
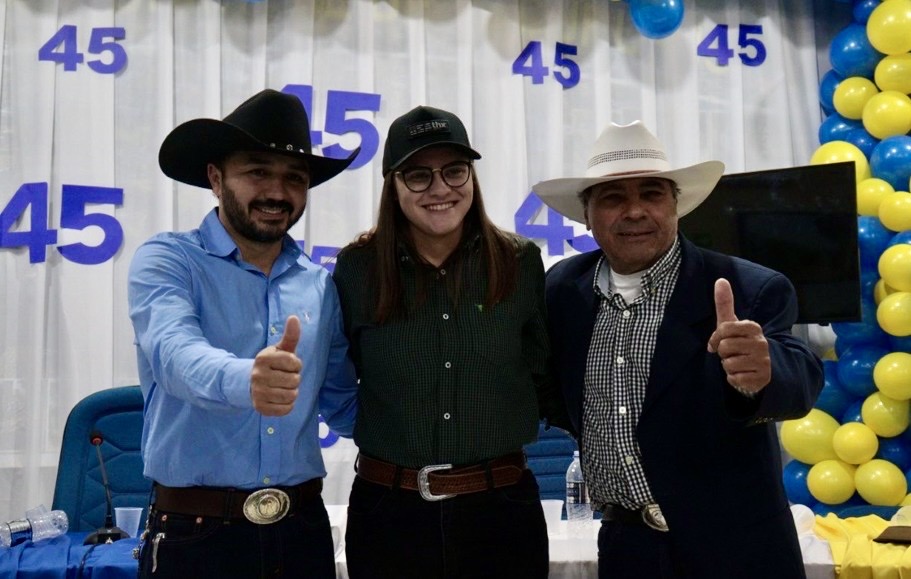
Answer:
[
  {"left": 808, "top": 460, "right": 858, "bottom": 504},
  {"left": 878, "top": 191, "right": 911, "bottom": 232},
  {"left": 867, "top": 0, "right": 911, "bottom": 56},
  {"left": 810, "top": 141, "right": 871, "bottom": 183},
  {"left": 878, "top": 292, "right": 911, "bottom": 336},
  {"left": 861, "top": 392, "right": 910, "bottom": 437},
  {"left": 903, "top": 494, "right": 911, "bottom": 507},
  {"left": 863, "top": 91, "right": 911, "bottom": 140},
  {"left": 835, "top": 76, "right": 880, "bottom": 120},
  {"left": 875, "top": 279, "right": 898, "bottom": 305},
  {"left": 875, "top": 54, "right": 911, "bottom": 94},
  {"left": 859, "top": 178, "right": 897, "bottom": 216},
  {"left": 874, "top": 352, "right": 911, "bottom": 400},
  {"left": 879, "top": 243, "right": 911, "bottom": 290},
  {"left": 780, "top": 409, "right": 840, "bottom": 464},
  {"left": 855, "top": 459, "right": 908, "bottom": 506},
  {"left": 833, "top": 422, "right": 880, "bottom": 464}
]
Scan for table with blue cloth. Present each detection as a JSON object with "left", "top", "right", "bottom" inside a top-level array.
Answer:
[{"left": 0, "top": 532, "right": 139, "bottom": 579}]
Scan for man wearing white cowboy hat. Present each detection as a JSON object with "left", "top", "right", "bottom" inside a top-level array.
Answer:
[
  {"left": 128, "top": 89, "right": 360, "bottom": 578},
  {"left": 537, "top": 121, "right": 822, "bottom": 578}
]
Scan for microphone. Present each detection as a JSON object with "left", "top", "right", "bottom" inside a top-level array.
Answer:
[{"left": 83, "top": 431, "right": 129, "bottom": 545}]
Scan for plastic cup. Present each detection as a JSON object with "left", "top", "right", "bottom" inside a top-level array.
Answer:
[
  {"left": 114, "top": 507, "right": 144, "bottom": 538},
  {"left": 541, "top": 499, "right": 564, "bottom": 534}
]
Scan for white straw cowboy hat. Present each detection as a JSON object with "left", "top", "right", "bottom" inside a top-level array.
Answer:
[{"left": 532, "top": 121, "right": 725, "bottom": 223}]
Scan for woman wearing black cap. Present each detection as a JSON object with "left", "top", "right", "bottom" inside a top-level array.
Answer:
[{"left": 332, "top": 105, "right": 569, "bottom": 578}]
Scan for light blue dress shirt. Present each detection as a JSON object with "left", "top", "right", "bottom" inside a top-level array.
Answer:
[{"left": 128, "top": 209, "right": 357, "bottom": 488}]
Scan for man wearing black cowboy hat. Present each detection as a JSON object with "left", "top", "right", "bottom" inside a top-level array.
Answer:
[
  {"left": 536, "top": 121, "right": 823, "bottom": 578},
  {"left": 128, "top": 89, "right": 359, "bottom": 578}
]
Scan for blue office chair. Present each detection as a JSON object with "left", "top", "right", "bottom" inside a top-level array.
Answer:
[
  {"left": 524, "top": 421, "right": 577, "bottom": 505},
  {"left": 51, "top": 385, "right": 151, "bottom": 532}
]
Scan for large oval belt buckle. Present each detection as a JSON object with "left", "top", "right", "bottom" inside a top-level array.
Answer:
[
  {"left": 243, "top": 488, "right": 290, "bottom": 525},
  {"left": 642, "top": 503, "right": 669, "bottom": 532}
]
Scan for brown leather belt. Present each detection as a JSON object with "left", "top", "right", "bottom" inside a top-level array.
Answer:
[
  {"left": 152, "top": 478, "right": 322, "bottom": 523},
  {"left": 355, "top": 452, "right": 527, "bottom": 501}
]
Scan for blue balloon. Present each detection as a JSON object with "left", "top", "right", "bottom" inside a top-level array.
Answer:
[
  {"left": 832, "top": 299, "right": 890, "bottom": 347},
  {"left": 871, "top": 136, "right": 911, "bottom": 192},
  {"left": 628, "top": 0, "right": 684, "bottom": 39},
  {"left": 813, "top": 502, "right": 838, "bottom": 517},
  {"left": 819, "top": 69, "right": 844, "bottom": 116},
  {"left": 819, "top": 113, "right": 863, "bottom": 145},
  {"left": 815, "top": 382, "right": 856, "bottom": 420},
  {"left": 837, "top": 344, "right": 889, "bottom": 398},
  {"left": 783, "top": 460, "right": 815, "bottom": 505},
  {"left": 829, "top": 23, "right": 884, "bottom": 79},
  {"left": 890, "top": 334, "right": 911, "bottom": 353},
  {"left": 889, "top": 230, "right": 911, "bottom": 248},
  {"left": 861, "top": 269, "right": 880, "bottom": 305},
  {"left": 844, "top": 128, "right": 880, "bottom": 159},
  {"left": 857, "top": 216, "right": 893, "bottom": 270},
  {"left": 877, "top": 438, "right": 911, "bottom": 471},
  {"left": 853, "top": 0, "right": 880, "bottom": 24},
  {"left": 842, "top": 398, "right": 865, "bottom": 423}
]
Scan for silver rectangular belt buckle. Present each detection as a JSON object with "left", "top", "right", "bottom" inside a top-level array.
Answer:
[
  {"left": 417, "top": 464, "right": 454, "bottom": 501},
  {"left": 243, "top": 488, "right": 290, "bottom": 524},
  {"left": 641, "top": 503, "right": 669, "bottom": 532}
]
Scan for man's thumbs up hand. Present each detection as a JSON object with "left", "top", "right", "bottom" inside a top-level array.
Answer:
[
  {"left": 707, "top": 279, "right": 771, "bottom": 395},
  {"left": 251, "top": 315, "right": 303, "bottom": 416}
]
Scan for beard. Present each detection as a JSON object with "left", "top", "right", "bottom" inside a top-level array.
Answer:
[{"left": 219, "top": 183, "right": 304, "bottom": 244}]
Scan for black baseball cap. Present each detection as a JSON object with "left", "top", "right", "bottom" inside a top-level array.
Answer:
[{"left": 382, "top": 106, "right": 481, "bottom": 176}]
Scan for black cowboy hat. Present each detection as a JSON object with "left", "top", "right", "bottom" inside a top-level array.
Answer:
[{"left": 159, "top": 89, "right": 358, "bottom": 189}]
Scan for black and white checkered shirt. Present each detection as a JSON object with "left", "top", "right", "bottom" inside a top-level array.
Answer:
[{"left": 582, "top": 239, "right": 681, "bottom": 511}]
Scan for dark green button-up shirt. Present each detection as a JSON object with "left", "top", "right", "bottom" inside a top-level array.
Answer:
[{"left": 333, "top": 236, "right": 559, "bottom": 468}]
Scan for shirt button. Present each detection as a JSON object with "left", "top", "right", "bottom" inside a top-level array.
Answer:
[
  {"left": 622, "top": 310, "right": 631, "bottom": 318},
  {"left": 440, "top": 269, "right": 446, "bottom": 275},
  {"left": 616, "top": 356, "right": 625, "bottom": 365},
  {"left": 442, "top": 313, "right": 450, "bottom": 320},
  {"left": 625, "top": 456, "right": 634, "bottom": 465},
  {"left": 269, "top": 326, "right": 277, "bottom": 335},
  {"left": 266, "top": 427, "right": 275, "bottom": 435},
  {"left": 444, "top": 361, "right": 452, "bottom": 369},
  {"left": 263, "top": 476, "right": 271, "bottom": 484},
  {"left": 443, "top": 412, "right": 451, "bottom": 420},
  {"left": 618, "top": 406, "right": 627, "bottom": 415}
]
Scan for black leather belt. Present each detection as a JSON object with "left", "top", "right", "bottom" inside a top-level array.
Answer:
[
  {"left": 602, "top": 503, "right": 670, "bottom": 532},
  {"left": 152, "top": 479, "right": 322, "bottom": 524}
]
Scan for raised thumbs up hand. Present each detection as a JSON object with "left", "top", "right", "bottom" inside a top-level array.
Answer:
[
  {"left": 251, "top": 315, "right": 303, "bottom": 416},
  {"left": 276, "top": 314, "right": 301, "bottom": 353},
  {"left": 707, "top": 279, "right": 771, "bottom": 395}
]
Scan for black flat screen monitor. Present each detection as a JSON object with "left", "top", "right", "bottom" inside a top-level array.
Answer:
[{"left": 679, "top": 161, "right": 860, "bottom": 325}]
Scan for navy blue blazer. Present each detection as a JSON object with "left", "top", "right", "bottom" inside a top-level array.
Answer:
[{"left": 546, "top": 235, "right": 823, "bottom": 578}]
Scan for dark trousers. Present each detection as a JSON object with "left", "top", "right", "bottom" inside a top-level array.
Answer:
[
  {"left": 137, "top": 495, "right": 335, "bottom": 579},
  {"left": 597, "top": 519, "right": 680, "bottom": 579},
  {"left": 345, "top": 469, "right": 549, "bottom": 579}
]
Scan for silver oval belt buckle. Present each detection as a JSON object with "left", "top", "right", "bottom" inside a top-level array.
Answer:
[
  {"left": 243, "top": 488, "right": 290, "bottom": 525},
  {"left": 641, "top": 503, "right": 669, "bottom": 532}
]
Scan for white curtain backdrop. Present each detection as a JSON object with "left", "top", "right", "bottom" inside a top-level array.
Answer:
[{"left": 0, "top": 0, "right": 849, "bottom": 517}]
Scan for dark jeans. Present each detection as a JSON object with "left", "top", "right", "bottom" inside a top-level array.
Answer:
[
  {"left": 345, "top": 469, "right": 548, "bottom": 579},
  {"left": 597, "top": 519, "right": 680, "bottom": 579},
  {"left": 137, "top": 495, "right": 335, "bottom": 578}
]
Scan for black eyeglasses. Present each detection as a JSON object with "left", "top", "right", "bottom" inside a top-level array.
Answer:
[{"left": 395, "top": 161, "right": 472, "bottom": 193}]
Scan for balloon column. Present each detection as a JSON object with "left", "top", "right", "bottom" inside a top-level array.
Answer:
[{"left": 783, "top": 0, "right": 911, "bottom": 516}]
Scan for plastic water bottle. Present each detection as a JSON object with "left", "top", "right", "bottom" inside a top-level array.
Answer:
[
  {"left": 565, "top": 450, "right": 592, "bottom": 535},
  {"left": 0, "top": 508, "right": 68, "bottom": 548}
]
